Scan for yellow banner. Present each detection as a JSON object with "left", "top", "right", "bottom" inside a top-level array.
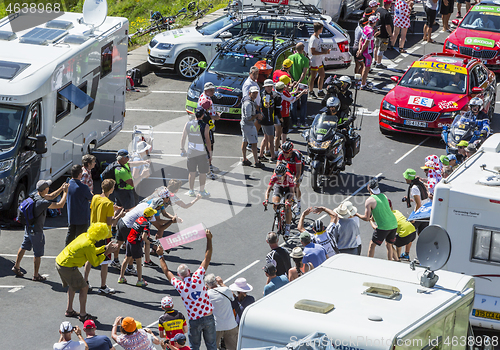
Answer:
[{"left": 412, "top": 61, "right": 467, "bottom": 74}]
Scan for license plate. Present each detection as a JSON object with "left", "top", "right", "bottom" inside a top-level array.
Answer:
[
  {"left": 404, "top": 120, "right": 427, "bottom": 127},
  {"left": 214, "top": 105, "right": 230, "bottom": 113},
  {"left": 148, "top": 48, "right": 151, "bottom": 55},
  {"left": 472, "top": 309, "right": 500, "bottom": 321}
]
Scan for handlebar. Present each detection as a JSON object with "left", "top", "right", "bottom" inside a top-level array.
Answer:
[{"left": 263, "top": 201, "right": 293, "bottom": 211}]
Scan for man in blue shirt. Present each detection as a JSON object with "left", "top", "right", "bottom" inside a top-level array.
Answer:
[
  {"left": 83, "top": 320, "right": 114, "bottom": 350},
  {"left": 66, "top": 164, "right": 93, "bottom": 246},
  {"left": 300, "top": 231, "right": 328, "bottom": 267},
  {"left": 263, "top": 263, "right": 288, "bottom": 296}
]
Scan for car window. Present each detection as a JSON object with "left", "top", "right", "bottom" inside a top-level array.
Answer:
[
  {"left": 197, "top": 15, "right": 235, "bottom": 36},
  {"left": 469, "top": 68, "right": 478, "bottom": 89},
  {"left": 263, "top": 21, "right": 295, "bottom": 37},
  {"left": 296, "top": 22, "right": 334, "bottom": 39},
  {"left": 226, "top": 21, "right": 254, "bottom": 36}
]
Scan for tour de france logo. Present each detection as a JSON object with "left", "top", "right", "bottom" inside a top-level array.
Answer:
[{"left": 2, "top": 0, "right": 72, "bottom": 32}]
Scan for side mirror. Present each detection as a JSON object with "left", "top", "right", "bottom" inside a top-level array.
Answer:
[
  {"left": 471, "top": 87, "right": 483, "bottom": 93},
  {"left": 391, "top": 76, "right": 400, "bottom": 83},
  {"left": 219, "top": 31, "right": 233, "bottom": 40},
  {"left": 34, "top": 134, "right": 47, "bottom": 154},
  {"left": 452, "top": 19, "right": 459, "bottom": 26},
  {"left": 198, "top": 61, "right": 207, "bottom": 69}
]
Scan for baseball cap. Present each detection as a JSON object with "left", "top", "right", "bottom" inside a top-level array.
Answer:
[
  {"left": 161, "top": 296, "right": 174, "bottom": 309},
  {"left": 367, "top": 178, "right": 380, "bottom": 194},
  {"left": 300, "top": 231, "right": 311, "bottom": 241},
  {"left": 384, "top": 0, "right": 392, "bottom": 3},
  {"left": 282, "top": 59, "right": 293, "bottom": 69},
  {"left": 36, "top": 179, "right": 52, "bottom": 191},
  {"left": 421, "top": 160, "right": 435, "bottom": 170},
  {"left": 121, "top": 317, "right": 137, "bottom": 333},
  {"left": 403, "top": 168, "right": 416, "bottom": 180},
  {"left": 143, "top": 207, "right": 157, "bottom": 217},
  {"left": 447, "top": 154, "right": 457, "bottom": 161},
  {"left": 117, "top": 149, "right": 129, "bottom": 158},
  {"left": 263, "top": 79, "right": 274, "bottom": 87},
  {"left": 368, "top": 15, "right": 378, "bottom": 23},
  {"left": 60, "top": 321, "right": 73, "bottom": 333},
  {"left": 249, "top": 86, "right": 259, "bottom": 93},
  {"left": 83, "top": 320, "right": 96, "bottom": 329},
  {"left": 457, "top": 140, "right": 469, "bottom": 147},
  {"left": 440, "top": 155, "right": 450, "bottom": 166},
  {"left": 275, "top": 81, "right": 286, "bottom": 91},
  {"left": 466, "top": 143, "right": 477, "bottom": 153},
  {"left": 263, "top": 262, "right": 277, "bottom": 275},
  {"left": 369, "top": 0, "right": 379, "bottom": 6},
  {"left": 171, "top": 333, "right": 187, "bottom": 343},
  {"left": 279, "top": 75, "right": 291, "bottom": 85},
  {"left": 204, "top": 82, "right": 215, "bottom": 90}
]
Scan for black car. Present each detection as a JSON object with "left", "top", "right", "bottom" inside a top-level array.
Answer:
[{"left": 185, "top": 34, "right": 295, "bottom": 120}]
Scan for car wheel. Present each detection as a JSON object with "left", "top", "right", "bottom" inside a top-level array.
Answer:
[
  {"left": 176, "top": 52, "right": 203, "bottom": 80},
  {"left": 9, "top": 182, "right": 26, "bottom": 219}
]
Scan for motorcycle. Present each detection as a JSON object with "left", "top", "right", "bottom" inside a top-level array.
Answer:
[{"left": 441, "top": 113, "right": 482, "bottom": 154}]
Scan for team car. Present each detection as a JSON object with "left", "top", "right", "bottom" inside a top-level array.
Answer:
[
  {"left": 147, "top": 4, "right": 351, "bottom": 79},
  {"left": 185, "top": 34, "right": 295, "bottom": 120},
  {"left": 444, "top": 0, "right": 500, "bottom": 73},
  {"left": 379, "top": 53, "right": 496, "bottom": 136}
]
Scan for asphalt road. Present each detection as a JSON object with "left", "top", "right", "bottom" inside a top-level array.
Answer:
[{"left": 1, "top": 7, "right": 499, "bottom": 349}]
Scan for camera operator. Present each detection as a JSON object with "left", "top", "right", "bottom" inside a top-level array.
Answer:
[
  {"left": 161, "top": 333, "right": 191, "bottom": 350},
  {"left": 54, "top": 321, "right": 88, "bottom": 350}
]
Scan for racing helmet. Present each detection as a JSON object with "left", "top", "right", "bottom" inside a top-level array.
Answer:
[
  {"left": 195, "top": 106, "right": 206, "bottom": 119},
  {"left": 313, "top": 219, "right": 325, "bottom": 232},
  {"left": 150, "top": 197, "right": 164, "bottom": 209},
  {"left": 469, "top": 97, "right": 483, "bottom": 108},
  {"left": 281, "top": 141, "right": 294, "bottom": 152},
  {"left": 161, "top": 296, "right": 174, "bottom": 309},
  {"left": 339, "top": 76, "right": 351, "bottom": 90},
  {"left": 275, "top": 163, "right": 287, "bottom": 175},
  {"left": 326, "top": 96, "right": 341, "bottom": 113},
  {"left": 158, "top": 187, "right": 171, "bottom": 199}
]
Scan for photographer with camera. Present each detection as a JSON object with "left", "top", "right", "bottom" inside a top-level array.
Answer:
[
  {"left": 54, "top": 321, "right": 88, "bottom": 350},
  {"left": 161, "top": 333, "right": 191, "bottom": 350}
]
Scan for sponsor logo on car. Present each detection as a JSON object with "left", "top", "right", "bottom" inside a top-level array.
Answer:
[{"left": 465, "top": 37, "right": 495, "bottom": 48}]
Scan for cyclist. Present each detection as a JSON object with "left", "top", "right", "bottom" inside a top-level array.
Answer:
[
  {"left": 463, "top": 97, "right": 491, "bottom": 141},
  {"left": 276, "top": 141, "right": 304, "bottom": 213},
  {"left": 326, "top": 97, "right": 356, "bottom": 166},
  {"left": 264, "top": 163, "right": 295, "bottom": 237}
]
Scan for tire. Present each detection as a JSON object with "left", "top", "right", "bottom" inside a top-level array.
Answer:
[
  {"left": 176, "top": 52, "right": 203, "bottom": 80},
  {"left": 311, "top": 167, "right": 321, "bottom": 192},
  {"left": 8, "top": 182, "right": 26, "bottom": 219}
]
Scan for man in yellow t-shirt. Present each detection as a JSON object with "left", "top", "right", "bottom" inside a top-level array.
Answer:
[
  {"left": 84, "top": 179, "right": 125, "bottom": 295},
  {"left": 389, "top": 199, "right": 416, "bottom": 261}
]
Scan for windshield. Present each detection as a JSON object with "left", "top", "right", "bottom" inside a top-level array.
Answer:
[
  {"left": 209, "top": 52, "right": 262, "bottom": 76},
  {"left": 460, "top": 6, "right": 500, "bottom": 32},
  {"left": 399, "top": 67, "right": 467, "bottom": 94},
  {"left": 0, "top": 105, "right": 24, "bottom": 149},
  {"left": 197, "top": 14, "right": 234, "bottom": 35}
]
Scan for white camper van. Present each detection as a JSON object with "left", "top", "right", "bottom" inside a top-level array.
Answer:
[
  {"left": 431, "top": 133, "right": 500, "bottom": 331},
  {"left": 0, "top": 8, "right": 128, "bottom": 216},
  {"left": 238, "top": 254, "right": 475, "bottom": 350}
]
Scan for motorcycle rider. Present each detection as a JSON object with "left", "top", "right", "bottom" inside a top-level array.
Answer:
[
  {"left": 463, "top": 97, "right": 491, "bottom": 141},
  {"left": 325, "top": 97, "right": 357, "bottom": 166},
  {"left": 336, "top": 76, "right": 354, "bottom": 120}
]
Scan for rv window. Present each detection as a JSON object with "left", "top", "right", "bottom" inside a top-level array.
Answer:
[
  {"left": 101, "top": 42, "right": 113, "bottom": 78},
  {"left": 56, "top": 85, "right": 71, "bottom": 122},
  {"left": 0, "top": 105, "right": 24, "bottom": 147},
  {"left": 472, "top": 227, "right": 500, "bottom": 263},
  {"left": 26, "top": 103, "right": 41, "bottom": 138}
]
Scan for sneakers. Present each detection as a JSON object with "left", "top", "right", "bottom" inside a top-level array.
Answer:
[
  {"left": 87, "top": 281, "right": 93, "bottom": 293},
  {"left": 400, "top": 252, "right": 410, "bottom": 261},
  {"left": 98, "top": 285, "right": 116, "bottom": 295},
  {"left": 317, "top": 90, "right": 326, "bottom": 97},
  {"left": 456, "top": 11, "right": 462, "bottom": 18},
  {"left": 187, "top": 189, "right": 196, "bottom": 197},
  {"left": 375, "top": 63, "right": 387, "bottom": 69},
  {"left": 264, "top": 150, "right": 271, "bottom": 157},
  {"left": 258, "top": 155, "right": 269, "bottom": 162},
  {"left": 199, "top": 190, "right": 210, "bottom": 198},
  {"left": 136, "top": 279, "right": 148, "bottom": 287},
  {"left": 118, "top": 277, "right": 127, "bottom": 284},
  {"left": 143, "top": 260, "right": 158, "bottom": 267},
  {"left": 300, "top": 124, "right": 308, "bottom": 129},
  {"left": 242, "top": 159, "right": 252, "bottom": 166},
  {"left": 110, "top": 260, "right": 121, "bottom": 269},
  {"left": 292, "top": 123, "right": 298, "bottom": 128},
  {"left": 309, "top": 91, "right": 317, "bottom": 99},
  {"left": 210, "top": 164, "right": 219, "bottom": 173},
  {"left": 207, "top": 171, "right": 218, "bottom": 180},
  {"left": 125, "top": 266, "right": 137, "bottom": 276}
]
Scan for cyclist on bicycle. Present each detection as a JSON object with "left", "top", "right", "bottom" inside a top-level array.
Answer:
[
  {"left": 276, "top": 141, "right": 304, "bottom": 213},
  {"left": 264, "top": 163, "right": 295, "bottom": 237}
]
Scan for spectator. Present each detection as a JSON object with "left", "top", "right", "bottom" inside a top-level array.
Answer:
[
  {"left": 288, "top": 42, "right": 310, "bottom": 128},
  {"left": 143, "top": 189, "right": 183, "bottom": 240},
  {"left": 344, "top": 201, "right": 363, "bottom": 254},
  {"left": 198, "top": 82, "right": 221, "bottom": 180},
  {"left": 111, "top": 316, "right": 159, "bottom": 350},
  {"left": 356, "top": 179, "right": 398, "bottom": 260},
  {"left": 423, "top": 0, "right": 438, "bottom": 42},
  {"left": 439, "top": 155, "right": 449, "bottom": 167},
  {"left": 162, "top": 333, "right": 191, "bottom": 350},
  {"left": 114, "top": 149, "right": 136, "bottom": 210},
  {"left": 157, "top": 230, "right": 217, "bottom": 350},
  {"left": 259, "top": 79, "right": 280, "bottom": 162},
  {"left": 333, "top": 203, "right": 362, "bottom": 254},
  {"left": 456, "top": 0, "right": 470, "bottom": 18},
  {"left": 298, "top": 207, "right": 338, "bottom": 257},
  {"left": 272, "top": 59, "right": 293, "bottom": 84},
  {"left": 439, "top": 0, "right": 454, "bottom": 32},
  {"left": 369, "top": 0, "right": 379, "bottom": 12},
  {"left": 402, "top": 168, "right": 429, "bottom": 235},
  {"left": 442, "top": 165, "right": 453, "bottom": 179},
  {"left": 353, "top": 18, "right": 368, "bottom": 77},
  {"left": 130, "top": 141, "right": 152, "bottom": 186},
  {"left": 180, "top": 106, "right": 212, "bottom": 198},
  {"left": 392, "top": 0, "right": 413, "bottom": 53},
  {"left": 12, "top": 180, "right": 68, "bottom": 281},
  {"left": 54, "top": 321, "right": 88, "bottom": 350},
  {"left": 81, "top": 154, "right": 96, "bottom": 193},
  {"left": 288, "top": 247, "right": 313, "bottom": 282},
  {"left": 446, "top": 153, "right": 457, "bottom": 168},
  {"left": 387, "top": 200, "right": 416, "bottom": 261},
  {"left": 158, "top": 296, "right": 188, "bottom": 340},
  {"left": 357, "top": 16, "right": 377, "bottom": 90},
  {"left": 457, "top": 140, "right": 468, "bottom": 163},
  {"left": 275, "top": 78, "right": 308, "bottom": 147},
  {"left": 265, "top": 231, "right": 291, "bottom": 277},
  {"left": 465, "top": 143, "right": 477, "bottom": 158},
  {"left": 374, "top": 0, "right": 394, "bottom": 69},
  {"left": 308, "top": 22, "right": 330, "bottom": 99},
  {"left": 83, "top": 320, "right": 114, "bottom": 350},
  {"left": 55, "top": 222, "right": 119, "bottom": 322},
  {"left": 229, "top": 278, "right": 255, "bottom": 325},
  {"left": 242, "top": 66, "right": 261, "bottom": 107},
  {"left": 263, "top": 262, "right": 288, "bottom": 296},
  {"left": 299, "top": 231, "right": 328, "bottom": 267},
  {"left": 66, "top": 164, "right": 94, "bottom": 246},
  {"left": 205, "top": 274, "right": 239, "bottom": 350},
  {"left": 240, "top": 86, "right": 263, "bottom": 167}
]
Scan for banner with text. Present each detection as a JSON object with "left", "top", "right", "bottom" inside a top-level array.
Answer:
[{"left": 159, "top": 223, "right": 206, "bottom": 250}]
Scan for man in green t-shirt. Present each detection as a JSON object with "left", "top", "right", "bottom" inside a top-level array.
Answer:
[
  {"left": 356, "top": 178, "right": 398, "bottom": 260},
  {"left": 287, "top": 42, "right": 310, "bottom": 128},
  {"left": 114, "top": 149, "right": 135, "bottom": 210}
]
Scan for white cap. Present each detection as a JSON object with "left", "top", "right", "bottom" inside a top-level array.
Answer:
[
  {"left": 249, "top": 86, "right": 259, "bottom": 93},
  {"left": 60, "top": 321, "right": 73, "bottom": 333}
]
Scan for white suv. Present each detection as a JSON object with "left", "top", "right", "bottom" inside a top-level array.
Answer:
[{"left": 148, "top": 11, "right": 351, "bottom": 79}]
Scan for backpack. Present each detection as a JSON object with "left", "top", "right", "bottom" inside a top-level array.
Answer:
[
  {"left": 17, "top": 195, "right": 37, "bottom": 227},
  {"left": 127, "top": 68, "right": 143, "bottom": 87},
  {"left": 100, "top": 161, "right": 120, "bottom": 181}
]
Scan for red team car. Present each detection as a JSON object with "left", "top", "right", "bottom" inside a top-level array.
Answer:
[{"left": 379, "top": 53, "right": 496, "bottom": 136}]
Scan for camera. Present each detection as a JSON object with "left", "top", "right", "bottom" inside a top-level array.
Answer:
[{"left": 401, "top": 197, "right": 407, "bottom": 202}]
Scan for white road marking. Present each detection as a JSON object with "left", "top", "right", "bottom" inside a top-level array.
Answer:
[
  {"left": 8, "top": 287, "right": 24, "bottom": 293},
  {"left": 146, "top": 154, "right": 243, "bottom": 159},
  {"left": 126, "top": 108, "right": 187, "bottom": 113},
  {"left": 394, "top": 137, "right": 430, "bottom": 164},
  {"left": 0, "top": 253, "right": 57, "bottom": 259},
  {"left": 224, "top": 259, "right": 261, "bottom": 284},
  {"left": 407, "top": 45, "right": 421, "bottom": 53},
  {"left": 395, "top": 58, "right": 403, "bottom": 63},
  {"left": 355, "top": 108, "right": 379, "bottom": 117},
  {"left": 150, "top": 91, "right": 187, "bottom": 94}
]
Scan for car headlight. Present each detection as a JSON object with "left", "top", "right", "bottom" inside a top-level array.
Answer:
[
  {"left": 0, "top": 158, "right": 14, "bottom": 172},
  {"left": 382, "top": 100, "right": 396, "bottom": 112},
  {"left": 187, "top": 87, "right": 201, "bottom": 99},
  {"left": 446, "top": 41, "right": 458, "bottom": 51},
  {"left": 157, "top": 43, "right": 174, "bottom": 50}
]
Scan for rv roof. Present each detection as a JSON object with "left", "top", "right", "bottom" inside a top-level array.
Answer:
[{"left": 240, "top": 254, "right": 473, "bottom": 349}]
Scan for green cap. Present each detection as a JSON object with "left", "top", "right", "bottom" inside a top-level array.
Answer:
[
  {"left": 440, "top": 155, "right": 449, "bottom": 166},
  {"left": 457, "top": 140, "right": 469, "bottom": 147},
  {"left": 300, "top": 231, "right": 311, "bottom": 241},
  {"left": 403, "top": 168, "right": 416, "bottom": 180}
]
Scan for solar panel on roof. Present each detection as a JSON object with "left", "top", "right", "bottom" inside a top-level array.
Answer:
[
  {"left": 45, "top": 20, "right": 74, "bottom": 30},
  {"left": 20, "top": 28, "right": 67, "bottom": 44},
  {"left": 0, "top": 31, "right": 16, "bottom": 41}
]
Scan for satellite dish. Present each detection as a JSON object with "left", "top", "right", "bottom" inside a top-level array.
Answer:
[
  {"left": 83, "top": 0, "right": 108, "bottom": 29},
  {"left": 416, "top": 225, "right": 451, "bottom": 271}
]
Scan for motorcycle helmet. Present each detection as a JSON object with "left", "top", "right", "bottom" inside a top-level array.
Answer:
[
  {"left": 469, "top": 97, "right": 483, "bottom": 109},
  {"left": 275, "top": 163, "right": 287, "bottom": 175},
  {"left": 326, "top": 96, "right": 341, "bottom": 113},
  {"left": 339, "top": 76, "right": 351, "bottom": 91},
  {"left": 313, "top": 219, "right": 325, "bottom": 232},
  {"left": 281, "top": 141, "right": 294, "bottom": 152},
  {"left": 161, "top": 296, "right": 174, "bottom": 309}
]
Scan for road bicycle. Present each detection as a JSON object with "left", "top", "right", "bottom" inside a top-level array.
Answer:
[
  {"left": 179, "top": 2, "right": 213, "bottom": 21},
  {"left": 128, "top": 7, "right": 187, "bottom": 46},
  {"left": 263, "top": 198, "right": 297, "bottom": 243}
]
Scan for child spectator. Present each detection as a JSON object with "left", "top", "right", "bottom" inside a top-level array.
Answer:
[{"left": 158, "top": 296, "right": 188, "bottom": 340}]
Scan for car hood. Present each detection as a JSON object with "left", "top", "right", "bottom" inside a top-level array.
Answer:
[
  {"left": 386, "top": 86, "right": 469, "bottom": 111},
  {"left": 154, "top": 27, "right": 203, "bottom": 43},
  {"left": 450, "top": 28, "right": 500, "bottom": 48},
  {"left": 192, "top": 70, "right": 247, "bottom": 97}
]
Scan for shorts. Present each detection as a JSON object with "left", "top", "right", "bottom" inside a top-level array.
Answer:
[
  {"left": 126, "top": 241, "right": 144, "bottom": 259},
  {"left": 363, "top": 52, "right": 373, "bottom": 67},
  {"left": 115, "top": 189, "right": 135, "bottom": 210},
  {"left": 375, "top": 37, "right": 389, "bottom": 52},
  {"left": 96, "top": 237, "right": 112, "bottom": 261},
  {"left": 274, "top": 117, "right": 281, "bottom": 126},
  {"left": 241, "top": 124, "right": 258, "bottom": 144},
  {"left": 413, "top": 220, "right": 429, "bottom": 235},
  {"left": 440, "top": 0, "right": 454, "bottom": 15},
  {"left": 20, "top": 230, "right": 45, "bottom": 257},
  {"left": 187, "top": 154, "right": 209, "bottom": 174},
  {"left": 424, "top": 6, "right": 437, "bottom": 26},
  {"left": 272, "top": 186, "right": 293, "bottom": 200},
  {"left": 281, "top": 117, "right": 290, "bottom": 134},
  {"left": 261, "top": 124, "right": 275, "bottom": 136},
  {"left": 116, "top": 219, "right": 130, "bottom": 242},
  {"left": 56, "top": 263, "right": 87, "bottom": 290},
  {"left": 355, "top": 51, "right": 364, "bottom": 63},
  {"left": 395, "top": 231, "right": 416, "bottom": 247},
  {"left": 310, "top": 65, "right": 324, "bottom": 71},
  {"left": 372, "top": 228, "right": 397, "bottom": 246}
]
